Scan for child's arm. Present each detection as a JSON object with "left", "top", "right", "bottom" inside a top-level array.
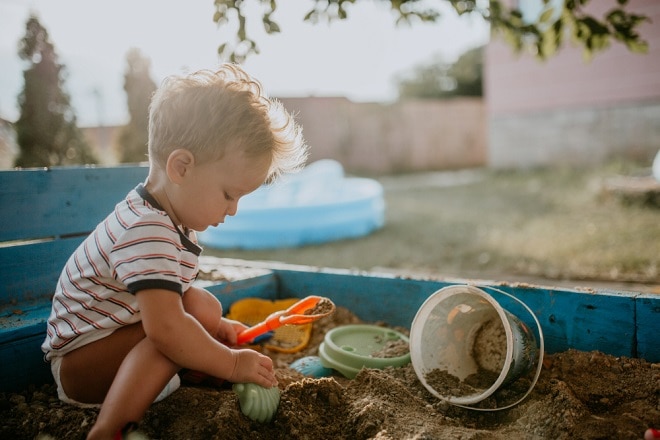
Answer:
[{"left": 136, "top": 289, "right": 277, "bottom": 388}]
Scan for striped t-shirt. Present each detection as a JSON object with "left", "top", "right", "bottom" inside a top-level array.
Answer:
[{"left": 42, "top": 184, "right": 202, "bottom": 360}]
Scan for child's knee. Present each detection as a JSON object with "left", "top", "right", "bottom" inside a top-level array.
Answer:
[
  {"left": 182, "top": 286, "right": 223, "bottom": 328},
  {"left": 183, "top": 286, "right": 221, "bottom": 311}
]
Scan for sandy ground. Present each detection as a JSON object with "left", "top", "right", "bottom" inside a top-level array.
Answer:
[{"left": 2, "top": 306, "right": 658, "bottom": 440}]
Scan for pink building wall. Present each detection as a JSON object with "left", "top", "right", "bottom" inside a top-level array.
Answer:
[
  {"left": 279, "top": 97, "right": 486, "bottom": 174},
  {"left": 487, "top": 0, "right": 660, "bottom": 114},
  {"left": 485, "top": 0, "right": 660, "bottom": 168}
]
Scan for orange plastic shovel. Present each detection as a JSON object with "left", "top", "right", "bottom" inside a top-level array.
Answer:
[{"left": 236, "top": 295, "right": 335, "bottom": 345}]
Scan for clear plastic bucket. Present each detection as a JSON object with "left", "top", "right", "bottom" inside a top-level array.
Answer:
[{"left": 410, "top": 284, "right": 544, "bottom": 411}]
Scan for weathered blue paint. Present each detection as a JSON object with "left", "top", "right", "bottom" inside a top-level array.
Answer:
[
  {"left": 0, "top": 165, "right": 149, "bottom": 304},
  {"left": 0, "top": 333, "right": 52, "bottom": 392},
  {"left": 477, "top": 284, "right": 637, "bottom": 357},
  {"left": 0, "top": 238, "right": 79, "bottom": 304},
  {"left": 272, "top": 268, "right": 450, "bottom": 327},
  {"left": 637, "top": 293, "right": 660, "bottom": 360},
  {"left": 201, "top": 273, "right": 279, "bottom": 311},
  {"left": 0, "top": 165, "right": 148, "bottom": 242}
]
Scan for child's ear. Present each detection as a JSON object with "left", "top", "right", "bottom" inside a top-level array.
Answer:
[{"left": 166, "top": 149, "right": 195, "bottom": 184}]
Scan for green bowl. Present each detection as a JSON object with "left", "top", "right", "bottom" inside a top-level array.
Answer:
[{"left": 318, "top": 324, "right": 411, "bottom": 379}]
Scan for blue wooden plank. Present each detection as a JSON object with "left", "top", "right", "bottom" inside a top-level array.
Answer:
[
  {"left": 0, "top": 237, "right": 82, "bottom": 304},
  {"left": 0, "top": 300, "right": 50, "bottom": 344},
  {"left": 271, "top": 268, "right": 641, "bottom": 358},
  {"left": 0, "top": 165, "right": 148, "bottom": 242},
  {"left": 636, "top": 293, "right": 660, "bottom": 362},
  {"left": 0, "top": 334, "right": 52, "bottom": 392},
  {"left": 201, "top": 273, "right": 279, "bottom": 311},
  {"left": 481, "top": 284, "right": 636, "bottom": 358},
  {"left": 273, "top": 268, "right": 450, "bottom": 327}
]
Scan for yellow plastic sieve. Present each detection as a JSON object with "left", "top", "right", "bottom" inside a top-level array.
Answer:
[{"left": 227, "top": 297, "right": 314, "bottom": 353}]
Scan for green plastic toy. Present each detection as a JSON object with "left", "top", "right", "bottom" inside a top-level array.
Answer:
[
  {"left": 232, "top": 383, "right": 281, "bottom": 423},
  {"left": 318, "top": 324, "right": 411, "bottom": 379}
]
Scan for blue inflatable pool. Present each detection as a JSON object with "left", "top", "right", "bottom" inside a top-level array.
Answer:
[{"left": 198, "top": 160, "right": 386, "bottom": 249}]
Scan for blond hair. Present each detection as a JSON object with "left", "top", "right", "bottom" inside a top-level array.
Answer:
[{"left": 148, "top": 64, "right": 308, "bottom": 182}]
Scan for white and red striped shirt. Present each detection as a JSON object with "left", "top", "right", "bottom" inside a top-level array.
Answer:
[{"left": 42, "top": 184, "right": 202, "bottom": 360}]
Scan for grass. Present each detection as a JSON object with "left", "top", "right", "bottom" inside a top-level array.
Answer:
[{"left": 204, "top": 161, "right": 659, "bottom": 289}]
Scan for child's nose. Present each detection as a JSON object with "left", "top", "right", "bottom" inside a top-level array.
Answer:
[{"left": 226, "top": 201, "right": 238, "bottom": 216}]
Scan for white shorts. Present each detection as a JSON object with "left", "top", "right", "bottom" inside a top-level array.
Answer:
[
  {"left": 49, "top": 355, "right": 180, "bottom": 407},
  {"left": 49, "top": 355, "right": 101, "bottom": 408}
]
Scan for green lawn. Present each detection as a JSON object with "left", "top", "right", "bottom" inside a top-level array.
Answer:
[{"left": 204, "top": 161, "right": 659, "bottom": 288}]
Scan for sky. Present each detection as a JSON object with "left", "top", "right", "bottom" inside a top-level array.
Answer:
[{"left": 0, "top": 0, "right": 489, "bottom": 126}]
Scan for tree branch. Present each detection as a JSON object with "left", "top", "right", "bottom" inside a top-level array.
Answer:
[{"left": 212, "top": 0, "right": 650, "bottom": 63}]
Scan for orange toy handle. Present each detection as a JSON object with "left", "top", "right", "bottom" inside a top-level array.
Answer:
[
  {"left": 236, "top": 295, "right": 335, "bottom": 345},
  {"left": 236, "top": 312, "right": 285, "bottom": 345}
]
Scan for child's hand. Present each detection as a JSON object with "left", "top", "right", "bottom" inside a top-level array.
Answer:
[
  {"left": 228, "top": 349, "right": 278, "bottom": 388},
  {"left": 214, "top": 318, "right": 248, "bottom": 346}
]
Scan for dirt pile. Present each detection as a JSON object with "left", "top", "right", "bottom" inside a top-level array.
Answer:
[{"left": 1, "top": 307, "right": 658, "bottom": 439}]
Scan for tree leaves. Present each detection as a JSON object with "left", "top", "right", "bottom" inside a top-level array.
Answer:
[{"left": 212, "top": 0, "right": 650, "bottom": 64}]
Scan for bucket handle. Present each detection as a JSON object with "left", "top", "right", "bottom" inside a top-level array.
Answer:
[{"left": 454, "top": 284, "right": 545, "bottom": 412}]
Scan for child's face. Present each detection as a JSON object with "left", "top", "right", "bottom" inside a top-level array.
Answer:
[{"left": 169, "top": 150, "right": 270, "bottom": 231}]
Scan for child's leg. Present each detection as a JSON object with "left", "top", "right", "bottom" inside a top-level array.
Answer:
[
  {"left": 84, "top": 334, "right": 179, "bottom": 440},
  {"left": 60, "top": 323, "right": 146, "bottom": 404},
  {"left": 60, "top": 323, "right": 179, "bottom": 440}
]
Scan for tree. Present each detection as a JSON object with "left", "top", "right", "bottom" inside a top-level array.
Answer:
[
  {"left": 212, "top": 0, "right": 649, "bottom": 63},
  {"left": 117, "top": 48, "right": 157, "bottom": 163},
  {"left": 397, "top": 46, "right": 484, "bottom": 99},
  {"left": 447, "top": 46, "right": 483, "bottom": 96},
  {"left": 14, "top": 15, "right": 97, "bottom": 168}
]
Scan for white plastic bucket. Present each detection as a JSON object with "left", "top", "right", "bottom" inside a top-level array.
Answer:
[{"left": 410, "top": 284, "right": 544, "bottom": 411}]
